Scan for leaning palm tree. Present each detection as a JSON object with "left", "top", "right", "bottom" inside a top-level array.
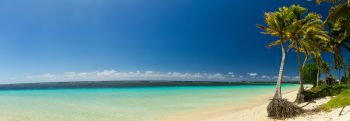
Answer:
[
  {"left": 300, "top": 14, "right": 330, "bottom": 87},
  {"left": 284, "top": 6, "right": 328, "bottom": 103},
  {"left": 316, "top": 0, "right": 350, "bottom": 48},
  {"left": 257, "top": 12, "right": 286, "bottom": 100},
  {"left": 284, "top": 6, "right": 308, "bottom": 103},
  {"left": 316, "top": 0, "right": 350, "bottom": 51},
  {"left": 257, "top": 5, "right": 303, "bottom": 119},
  {"left": 315, "top": 0, "right": 350, "bottom": 39},
  {"left": 315, "top": 0, "right": 350, "bottom": 82},
  {"left": 319, "top": 61, "right": 331, "bottom": 85},
  {"left": 317, "top": 0, "right": 350, "bottom": 6},
  {"left": 328, "top": 3, "right": 350, "bottom": 80}
]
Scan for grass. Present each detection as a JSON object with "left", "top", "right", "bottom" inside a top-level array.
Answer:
[
  {"left": 302, "top": 84, "right": 350, "bottom": 111},
  {"left": 322, "top": 88, "right": 350, "bottom": 111},
  {"left": 303, "top": 85, "right": 349, "bottom": 101}
]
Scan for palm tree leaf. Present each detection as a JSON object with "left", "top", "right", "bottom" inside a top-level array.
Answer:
[
  {"left": 317, "top": 0, "right": 348, "bottom": 5},
  {"left": 327, "top": 3, "right": 350, "bottom": 22},
  {"left": 341, "top": 41, "right": 350, "bottom": 51},
  {"left": 266, "top": 39, "right": 284, "bottom": 48}
]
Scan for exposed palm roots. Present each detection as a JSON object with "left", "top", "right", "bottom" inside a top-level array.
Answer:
[{"left": 267, "top": 98, "right": 304, "bottom": 119}]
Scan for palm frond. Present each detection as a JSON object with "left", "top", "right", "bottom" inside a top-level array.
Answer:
[
  {"left": 341, "top": 41, "right": 350, "bottom": 51},
  {"left": 267, "top": 39, "right": 284, "bottom": 48}
]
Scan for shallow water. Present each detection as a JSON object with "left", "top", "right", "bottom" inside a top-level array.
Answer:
[{"left": 0, "top": 84, "right": 298, "bottom": 121}]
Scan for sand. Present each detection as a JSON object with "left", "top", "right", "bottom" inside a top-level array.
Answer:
[{"left": 163, "top": 88, "right": 350, "bottom": 121}]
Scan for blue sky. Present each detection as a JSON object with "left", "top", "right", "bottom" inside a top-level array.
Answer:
[{"left": 0, "top": 0, "right": 339, "bottom": 83}]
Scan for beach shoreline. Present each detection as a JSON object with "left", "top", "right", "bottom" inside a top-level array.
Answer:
[
  {"left": 0, "top": 85, "right": 299, "bottom": 121},
  {"left": 162, "top": 89, "right": 298, "bottom": 121},
  {"left": 163, "top": 86, "right": 350, "bottom": 121}
]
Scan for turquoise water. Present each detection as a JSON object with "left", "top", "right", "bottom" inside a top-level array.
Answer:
[{"left": 0, "top": 84, "right": 298, "bottom": 121}]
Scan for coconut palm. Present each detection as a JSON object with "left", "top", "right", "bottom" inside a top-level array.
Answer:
[
  {"left": 316, "top": 0, "right": 350, "bottom": 51},
  {"left": 315, "top": 0, "right": 350, "bottom": 45},
  {"left": 257, "top": 5, "right": 303, "bottom": 119},
  {"left": 299, "top": 14, "right": 330, "bottom": 87},
  {"left": 257, "top": 11, "right": 288, "bottom": 99},
  {"left": 348, "top": 64, "right": 350, "bottom": 73},
  {"left": 270, "top": 5, "right": 307, "bottom": 102},
  {"left": 319, "top": 61, "right": 331, "bottom": 85},
  {"left": 300, "top": 37, "right": 329, "bottom": 87},
  {"left": 317, "top": 0, "right": 350, "bottom": 6},
  {"left": 324, "top": 3, "right": 350, "bottom": 80},
  {"left": 283, "top": 6, "right": 328, "bottom": 103},
  {"left": 314, "top": 0, "right": 350, "bottom": 83}
]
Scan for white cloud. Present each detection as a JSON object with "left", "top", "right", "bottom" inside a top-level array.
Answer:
[
  {"left": 24, "top": 70, "right": 238, "bottom": 82},
  {"left": 266, "top": 75, "right": 300, "bottom": 81},
  {"left": 227, "top": 72, "right": 235, "bottom": 77},
  {"left": 41, "top": 74, "right": 56, "bottom": 78},
  {"left": 273, "top": 75, "right": 278, "bottom": 79},
  {"left": 292, "top": 76, "right": 300, "bottom": 81},
  {"left": 28, "top": 73, "right": 56, "bottom": 79},
  {"left": 261, "top": 75, "right": 270, "bottom": 79},
  {"left": 247, "top": 73, "right": 258, "bottom": 77},
  {"left": 8, "top": 70, "right": 300, "bottom": 84},
  {"left": 283, "top": 76, "right": 290, "bottom": 79}
]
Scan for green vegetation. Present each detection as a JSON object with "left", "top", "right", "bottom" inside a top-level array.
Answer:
[
  {"left": 302, "top": 63, "right": 319, "bottom": 87},
  {"left": 258, "top": 0, "right": 350, "bottom": 119},
  {"left": 303, "top": 84, "right": 350, "bottom": 111},
  {"left": 283, "top": 6, "right": 328, "bottom": 103},
  {"left": 257, "top": 5, "right": 290, "bottom": 99},
  {"left": 322, "top": 87, "right": 350, "bottom": 111},
  {"left": 304, "top": 85, "right": 349, "bottom": 101},
  {"left": 258, "top": 5, "right": 306, "bottom": 119}
]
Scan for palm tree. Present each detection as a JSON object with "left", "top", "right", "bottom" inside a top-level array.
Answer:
[
  {"left": 328, "top": 3, "right": 350, "bottom": 79},
  {"left": 316, "top": 3, "right": 350, "bottom": 48},
  {"left": 257, "top": 11, "right": 288, "bottom": 99},
  {"left": 314, "top": 1, "right": 350, "bottom": 49},
  {"left": 317, "top": 0, "right": 350, "bottom": 6},
  {"left": 315, "top": 0, "right": 350, "bottom": 52},
  {"left": 299, "top": 14, "right": 330, "bottom": 87},
  {"left": 347, "top": 65, "right": 350, "bottom": 78},
  {"left": 301, "top": 38, "right": 329, "bottom": 87},
  {"left": 315, "top": 3, "right": 348, "bottom": 81},
  {"left": 284, "top": 5, "right": 307, "bottom": 103},
  {"left": 319, "top": 61, "right": 330, "bottom": 85},
  {"left": 257, "top": 5, "right": 303, "bottom": 119},
  {"left": 315, "top": 0, "right": 350, "bottom": 83},
  {"left": 283, "top": 5, "right": 328, "bottom": 103}
]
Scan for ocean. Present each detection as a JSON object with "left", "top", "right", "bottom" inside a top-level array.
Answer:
[{"left": 0, "top": 83, "right": 299, "bottom": 121}]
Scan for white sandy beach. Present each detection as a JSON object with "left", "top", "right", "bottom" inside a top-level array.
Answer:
[{"left": 164, "top": 88, "right": 350, "bottom": 121}]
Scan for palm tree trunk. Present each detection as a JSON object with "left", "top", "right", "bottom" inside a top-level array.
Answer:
[
  {"left": 343, "top": 66, "right": 347, "bottom": 80},
  {"left": 341, "top": 50, "right": 346, "bottom": 82},
  {"left": 334, "top": 46, "right": 343, "bottom": 81},
  {"left": 340, "top": 48, "right": 346, "bottom": 81},
  {"left": 339, "top": 69, "right": 341, "bottom": 82},
  {"left": 274, "top": 42, "right": 286, "bottom": 99},
  {"left": 295, "top": 42, "right": 305, "bottom": 103},
  {"left": 345, "top": 65, "right": 350, "bottom": 84},
  {"left": 303, "top": 56, "right": 308, "bottom": 68},
  {"left": 317, "top": 69, "right": 320, "bottom": 87}
]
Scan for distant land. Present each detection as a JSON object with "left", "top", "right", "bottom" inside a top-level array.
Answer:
[{"left": 0, "top": 80, "right": 299, "bottom": 90}]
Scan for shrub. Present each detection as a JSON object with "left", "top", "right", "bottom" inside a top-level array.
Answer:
[
  {"left": 322, "top": 89, "right": 350, "bottom": 111},
  {"left": 341, "top": 76, "right": 349, "bottom": 84},
  {"left": 302, "top": 63, "right": 318, "bottom": 87},
  {"left": 325, "top": 75, "right": 336, "bottom": 86},
  {"left": 304, "top": 85, "right": 349, "bottom": 101}
]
